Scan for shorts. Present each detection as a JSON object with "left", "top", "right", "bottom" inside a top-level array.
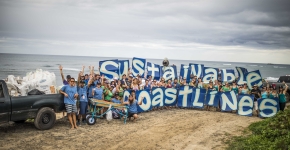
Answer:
[
  {"left": 65, "top": 104, "right": 78, "bottom": 113},
  {"left": 79, "top": 101, "right": 88, "bottom": 115},
  {"left": 254, "top": 101, "right": 258, "bottom": 110},
  {"left": 128, "top": 112, "right": 137, "bottom": 118}
]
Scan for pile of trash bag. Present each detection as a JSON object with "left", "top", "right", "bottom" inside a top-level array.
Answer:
[{"left": 4, "top": 69, "right": 57, "bottom": 96}]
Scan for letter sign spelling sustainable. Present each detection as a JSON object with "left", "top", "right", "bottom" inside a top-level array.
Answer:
[
  {"left": 99, "top": 59, "right": 119, "bottom": 79},
  {"left": 132, "top": 57, "right": 146, "bottom": 78}
]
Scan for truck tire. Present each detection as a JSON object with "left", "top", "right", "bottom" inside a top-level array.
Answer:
[{"left": 34, "top": 107, "right": 56, "bottom": 130}]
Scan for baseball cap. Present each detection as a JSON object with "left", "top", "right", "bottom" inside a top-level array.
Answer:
[
  {"left": 129, "top": 74, "right": 133, "bottom": 77},
  {"left": 114, "top": 76, "right": 118, "bottom": 80}
]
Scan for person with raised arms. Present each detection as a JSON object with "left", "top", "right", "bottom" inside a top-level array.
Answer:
[
  {"left": 59, "top": 65, "right": 72, "bottom": 117},
  {"left": 59, "top": 77, "right": 78, "bottom": 129},
  {"left": 76, "top": 72, "right": 88, "bottom": 126},
  {"left": 113, "top": 80, "right": 124, "bottom": 98},
  {"left": 131, "top": 78, "right": 140, "bottom": 91},
  {"left": 122, "top": 95, "right": 145, "bottom": 122},
  {"left": 279, "top": 81, "right": 288, "bottom": 111}
]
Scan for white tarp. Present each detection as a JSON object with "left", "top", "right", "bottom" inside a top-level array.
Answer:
[{"left": 5, "top": 69, "right": 57, "bottom": 96}]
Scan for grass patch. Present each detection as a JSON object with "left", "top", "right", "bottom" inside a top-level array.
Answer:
[{"left": 226, "top": 106, "right": 290, "bottom": 150}]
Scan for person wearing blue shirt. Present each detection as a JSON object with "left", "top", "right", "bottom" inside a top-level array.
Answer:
[
  {"left": 59, "top": 77, "right": 78, "bottom": 129},
  {"left": 92, "top": 82, "right": 103, "bottom": 100},
  {"left": 123, "top": 94, "right": 144, "bottom": 122},
  {"left": 172, "top": 78, "right": 180, "bottom": 89},
  {"left": 77, "top": 80, "right": 88, "bottom": 125},
  {"left": 87, "top": 77, "right": 96, "bottom": 99}
]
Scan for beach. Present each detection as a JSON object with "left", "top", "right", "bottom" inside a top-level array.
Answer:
[{"left": 0, "top": 108, "right": 260, "bottom": 150}]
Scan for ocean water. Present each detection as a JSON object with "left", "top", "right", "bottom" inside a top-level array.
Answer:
[{"left": 0, "top": 53, "right": 290, "bottom": 86}]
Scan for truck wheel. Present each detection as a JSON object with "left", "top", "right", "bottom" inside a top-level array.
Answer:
[
  {"left": 86, "top": 115, "right": 96, "bottom": 125},
  {"left": 14, "top": 120, "right": 26, "bottom": 123},
  {"left": 34, "top": 107, "right": 56, "bottom": 130}
]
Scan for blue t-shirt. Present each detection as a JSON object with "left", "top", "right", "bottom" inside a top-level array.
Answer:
[
  {"left": 84, "top": 79, "right": 89, "bottom": 85},
  {"left": 94, "top": 79, "right": 101, "bottom": 85},
  {"left": 87, "top": 83, "right": 96, "bottom": 98},
  {"left": 77, "top": 86, "right": 88, "bottom": 102},
  {"left": 144, "top": 84, "right": 151, "bottom": 91},
  {"left": 172, "top": 83, "right": 180, "bottom": 89},
  {"left": 60, "top": 85, "right": 77, "bottom": 105},
  {"left": 112, "top": 98, "right": 121, "bottom": 104},
  {"left": 93, "top": 87, "right": 103, "bottom": 100},
  {"left": 128, "top": 100, "right": 138, "bottom": 113}
]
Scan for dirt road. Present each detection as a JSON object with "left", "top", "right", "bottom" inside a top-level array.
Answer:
[{"left": 0, "top": 109, "right": 260, "bottom": 150}]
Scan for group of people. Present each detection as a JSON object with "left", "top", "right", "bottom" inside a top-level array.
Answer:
[{"left": 58, "top": 65, "right": 288, "bottom": 129}]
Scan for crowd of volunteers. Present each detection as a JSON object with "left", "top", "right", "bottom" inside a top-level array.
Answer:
[{"left": 58, "top": 65, "right": 288, "bottom": 129}]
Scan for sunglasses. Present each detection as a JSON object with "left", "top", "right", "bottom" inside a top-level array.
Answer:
[{"left": 70, "top": 81, "right": 75, "bottom": 82}]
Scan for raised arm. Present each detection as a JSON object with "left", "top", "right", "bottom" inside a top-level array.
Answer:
[
  {"left": 138, "top": 97, "right": 145, "bottom": 105},
  {"left": 77, "top": 71, "right": 81, "bottom": 86},
  {"left": 82, "top": 65, "right": 85, "bottom": 75},
  {"left": 59, "top": 65, "right": 65, "bottom": 81},
  {"left": 283, "top": 81, "right": 288, "bottom": 94}
]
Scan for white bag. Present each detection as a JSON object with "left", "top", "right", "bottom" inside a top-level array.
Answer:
[{"left": 106, "top": 104, "right": 113, "bottom": 121}]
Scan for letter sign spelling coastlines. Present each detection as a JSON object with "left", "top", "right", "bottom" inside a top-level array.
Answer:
[
  {"left": 258, "top": 98, "right": 279, "bottom": 118},
  {"left": 191, "top": 88, "right": 206, "bottom": 109},
  {"left": 177, "top": 86, "right": 193, "bottom": 107},
  {"left": 151, "top": 87, "right": 164, "bottom": 107},
  {"left": 220, "top": 91, "right": 238, "bottom": 111},
  {"left": 136, "top": 90, "right": 152, "bottom": 112},
  {"left": 237, "top": 94, "right": 254, "bottom": 116},
  {"left": 132, "top": 57, "right": 146, "bottom": 78},
  {"left": 99, "top": 59, "right": 119, "bottom": 79}
]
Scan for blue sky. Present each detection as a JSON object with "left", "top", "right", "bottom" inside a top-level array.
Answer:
[{"left": 0, "top": 0, "right": 290, "bottom": 64}]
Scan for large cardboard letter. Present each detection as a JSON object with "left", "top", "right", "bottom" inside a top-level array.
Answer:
[
  {"left": 132, "top": 57, "right": 146, "bottom": 77},
  {"left": 99, "top": 60, "right": 119, "bottom": 79}
]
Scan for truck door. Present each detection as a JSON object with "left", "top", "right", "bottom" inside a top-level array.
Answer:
[{"left": 0, "top": 83, "right": 9, "bottom": 123}]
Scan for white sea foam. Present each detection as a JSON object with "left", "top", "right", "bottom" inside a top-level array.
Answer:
[
  {"left": 223, "top": 64, "right": 231, "bottom": 66},
  {"left": 249, "top": 65, "right": 257, "bottom": 66},
  {"left": 63, "top": 68, "right": 81, "bottom": 71}
]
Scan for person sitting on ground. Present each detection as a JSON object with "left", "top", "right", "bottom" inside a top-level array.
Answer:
[
  {"left": 76, "top": 74, "right": 88, "bottom": 126},
  {"left": 59, "top": 78, "right": 78, "bottom": 129},
  {"left": 122, "top": 94, "right": 145, "bottom": 122}
]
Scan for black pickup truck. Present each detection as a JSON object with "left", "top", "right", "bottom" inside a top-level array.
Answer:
[{"left": 0, "top": 80, "right": 64, "bottom": 130}]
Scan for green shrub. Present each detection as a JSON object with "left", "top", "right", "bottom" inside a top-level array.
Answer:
[{"left": 227, "top": 107, "right": 290, "bottom": 150}]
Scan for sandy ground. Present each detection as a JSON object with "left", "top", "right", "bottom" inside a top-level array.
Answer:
[{"left": 0, "top": 108, "right": 261, "bottom": 150}]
